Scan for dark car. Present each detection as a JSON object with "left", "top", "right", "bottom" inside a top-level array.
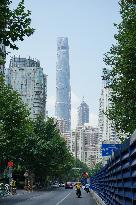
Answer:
[{"left": 65, "top": 182, "right": 73, "bottom": 189}]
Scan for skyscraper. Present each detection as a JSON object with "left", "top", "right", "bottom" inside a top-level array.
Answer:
[
  {"left": 71, "top": 125, "right": 99, "bottom": 168},
  {"left": 8, "top": 56, "right": 47, "bottom": 119},
  {"left": 98, "top": 69, "right": 116, "bottom": 143},
  {"left": 78, "top": 99, "right": 89, "bottom": 126},
  {"left": 98, "top": 69, "right": 119, "bottom": 161},
  {"left": 0, "top": 43, "right": 5, "bottom": 74},
  {"left": 55, "top": 37, "right": 71, "bottom": 131}
]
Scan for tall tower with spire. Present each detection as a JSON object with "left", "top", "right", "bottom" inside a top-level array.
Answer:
[
  {"left": 77, "top": 99, "right": 89, "bottom": 126},
  {"left": 55, "top": 37, "right": 71, "bottom": 131}
]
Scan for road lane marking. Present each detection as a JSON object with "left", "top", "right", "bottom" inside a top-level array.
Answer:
[{"left": 56, "top": 192, "right": 72, "bottom": 205}]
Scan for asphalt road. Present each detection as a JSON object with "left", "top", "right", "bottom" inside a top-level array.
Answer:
[{"left": 0, "top": 188, "right": 97, "bottom": 205}]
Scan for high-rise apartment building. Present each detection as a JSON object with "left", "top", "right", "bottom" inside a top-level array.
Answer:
[
  {"left": 78, "top": 99, "right": 89, "bottom": 126},
  {"left": 0, "top": 43, "right": 5, "bottom": 74},
  {"left": 98, "top": 69, "right": 119, "bottom": 160},
  {"left": 72, "top": 125, "right": 99, "bottom": 168},
  {"left": 54, "top": 118, "right": 71, "bottom": 150},
  {"left": 55, "top": 37, "right": 71, "bottom": 131},
  {"left": 8, "top": 56, "right": 47, "bottom": 119},
  {"left": 56, "top": 118, "right": 68, "bottom": 134}
]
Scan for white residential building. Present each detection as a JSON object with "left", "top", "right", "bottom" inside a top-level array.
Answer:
[
  {"left": 98, "top": 69, "right": 119, "bottom": 161},
  {"left": 72, "top": 125, "right": 99, "bottom": 168},
  {"left": 56, "top": 118, "right": 68, "bottom": 134},
  {"left": 8, "top": 56, "right": 47, "bottom": 119},
  {"left": 72, "top": 126, "right": 83, "bottom": 161},
  {"left": 56, "top": 118, "right": 71, "bottom": 150},
  {"left": 63, "top": 132, "right": 72, "bottom": 151}
]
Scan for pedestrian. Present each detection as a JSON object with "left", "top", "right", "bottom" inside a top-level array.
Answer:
[{"left": 10, "top": 179, "right": 16, "bottom": 195}]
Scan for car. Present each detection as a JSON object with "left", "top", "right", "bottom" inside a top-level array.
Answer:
[
  {"left": 59, "top": 183, "right": 65, "bottom": 187},
  {"left": 65, "top": 182, "right": 73, "bottom": 189},
  {"left": 51, "top": 182, "right": 59, "bottom": 188}
]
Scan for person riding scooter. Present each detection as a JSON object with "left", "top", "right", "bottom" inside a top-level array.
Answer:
[
  {"left": 84, "top": 183, "right": 90, "bottom": 193},
  {"left": 75, "top": 182, "right": 82, "bottom": 198}
]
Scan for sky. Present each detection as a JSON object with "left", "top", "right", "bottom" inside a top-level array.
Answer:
[{"left": 7, "top": 0, "right": 121, "bottom": 129}]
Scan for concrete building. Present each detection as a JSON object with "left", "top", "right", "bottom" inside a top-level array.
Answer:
[
  {"left": 56, "top": 118, "right": 68, "bottom": 134},
  {"left": 72, "top": 125, "right": 99, "bottom": 168},
  {"left": 63, "top": 132, "right": 72, "bottom": 151},
  {"left": 0, "top": 43, "right": 6, "bottom": 74},
  {"left": 98, "top": 69, "right": 119, "bottom": 161},
  {"left": 56, "top": 118, "right": 71, "bottom": 150},
  {"left": 8, "top": 56, "right": 47, "bottom": 119},
  {"left": 55, "top": 37, "right": 71, "bottom": 132},
  {"left": 78, "top": 99, "right": 89, "bottom": 126},
  {"left": 72, "top": 126, "right": 83, "bottom": 161}
]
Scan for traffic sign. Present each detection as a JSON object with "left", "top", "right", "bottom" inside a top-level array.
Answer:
[{"left": 102, "top": 144, "right": 121, "bottom": 156}]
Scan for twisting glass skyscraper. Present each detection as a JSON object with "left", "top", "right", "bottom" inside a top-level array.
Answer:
[{"left": 55, "top": 37, "right": 71, "bottom": 131}]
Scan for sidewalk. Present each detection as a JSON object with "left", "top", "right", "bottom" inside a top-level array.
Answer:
[
  {"left": 89, "top": 191, "right": 98, "bottom": 205},
  {"left": 2, "top": 189, "right": 34, "bottom": 198}
]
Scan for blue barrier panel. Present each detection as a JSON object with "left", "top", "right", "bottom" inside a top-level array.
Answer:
[{"left": 91, "top": 130, "right": 136, "bottom": 205}]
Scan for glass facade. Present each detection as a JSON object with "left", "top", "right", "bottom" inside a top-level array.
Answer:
[
  {"left": 55, "top": 37, "right": 71, "bottom": 131},
  {"left": 8, "top": 56, "right": 47, "bottom": 119},
  {"left": 78, "top": 100, "right": 89, "bottom": 126}
]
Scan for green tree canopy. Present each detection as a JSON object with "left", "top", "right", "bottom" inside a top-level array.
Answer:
[
  {"left": 0, "top": 0, "right": 34, "bottom": 50},
  {"left": 31, "top": 117, "right": 74, "bottom": 179},
  {"left": 103, "top": 0, "right": 136, "bottom": 139},
  {"left": 0, "top": 75, "right": 32, "bottom": 164}
]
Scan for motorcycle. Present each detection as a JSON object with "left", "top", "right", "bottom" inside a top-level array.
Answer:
[
  {"left": 5, "top": 184, "right": 10, "bottom": 195},
  {"left": 84, "top": 187, "right": 90, "bottom": 193},
  {"left": 11, "top": 186, "right": 16, "bottom": 195},
  {"left": 0, "top": 183, "right": 8, "bottom": 197},
  {"left": 76, "top": 188, "right": 81, "bottom": 198}
]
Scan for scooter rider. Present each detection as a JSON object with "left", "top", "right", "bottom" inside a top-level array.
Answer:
[
  {"left": 75, "top": 181, "right": 82, "bottom": 197},
  {"left": 84, "top": 183, "right": 90, "bottom": 193}
]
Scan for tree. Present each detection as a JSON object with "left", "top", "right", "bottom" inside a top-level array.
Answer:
[
  {"left": 89, "top": 162, "right": 103, "bottom": 176},
  {"left": 103, "top": 0, "right": 136, "bottom": 139},
  {"left": 27, "top": 117, "right": 74, "bottom": 181},
  {"left": 66, "top": 159, "right": 91, "bottom": 181},
  {"left": 0, "top": 0, "right": 34, "bottom": 66},
  {"left": 0, "top": 75, "right": 32, "bottom": 164}
]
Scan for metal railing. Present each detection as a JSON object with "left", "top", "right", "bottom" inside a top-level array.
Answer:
[{"left": 91, "top": 130, "right": 136, "bottom": 205}]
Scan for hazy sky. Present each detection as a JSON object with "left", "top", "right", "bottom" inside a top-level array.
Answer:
[{"left": 7, "top": 0, "right": 121, "bottom": 128}]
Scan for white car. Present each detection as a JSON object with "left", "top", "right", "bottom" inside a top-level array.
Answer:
[{"left": 51, "top": 182, "right": 59, "bottom": 188}]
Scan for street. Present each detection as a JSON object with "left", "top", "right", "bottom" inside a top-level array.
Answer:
[{"left": 0, "top": 188, "right": 97, "bottom": 205}]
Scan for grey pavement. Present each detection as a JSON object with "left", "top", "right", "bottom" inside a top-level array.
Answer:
[{"left": 0, "top": 188, "right": 97, "bottom": 205}]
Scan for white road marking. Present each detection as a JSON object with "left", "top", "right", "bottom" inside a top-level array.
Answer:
[{"left": 55, "top": 192, "right": 72, "bottom": 205}]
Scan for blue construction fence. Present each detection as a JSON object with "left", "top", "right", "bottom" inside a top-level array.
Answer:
[{"left": 90, "top": 130, "right": 136, "bottom": 205}]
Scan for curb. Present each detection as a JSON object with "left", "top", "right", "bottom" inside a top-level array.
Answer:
[{"left": 91, "top": 190, "right": 106, "bottom": 205}]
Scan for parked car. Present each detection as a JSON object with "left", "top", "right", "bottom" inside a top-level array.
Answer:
[
  {"left": 59, "top": 183, "right": 65, "bottom": 187},
  {"left": 51, "top": 182, "right": 59, "bottom": 188},
  {"left": 65, "top": 182, "right": 73, "bottom": 189}
]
